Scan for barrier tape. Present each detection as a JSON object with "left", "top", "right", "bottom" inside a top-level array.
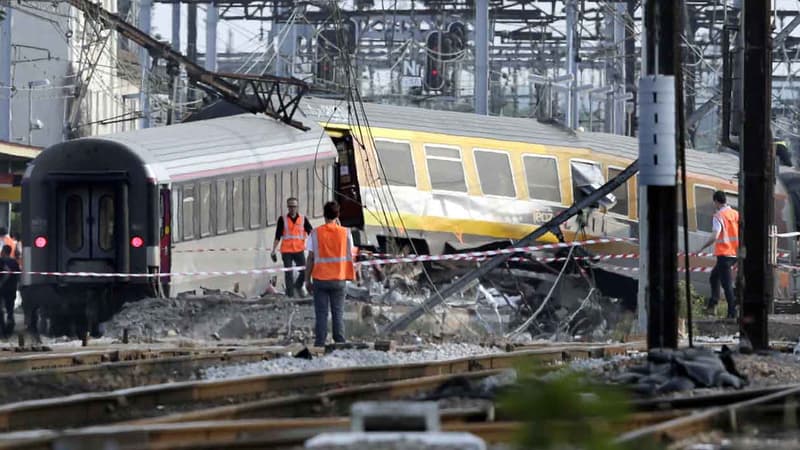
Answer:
[
  {"left": 172, "top": 245, "right": 791, "bottom": 260},
  {"left": 10, "top": 234, "right": 798, "bottom": 278}
]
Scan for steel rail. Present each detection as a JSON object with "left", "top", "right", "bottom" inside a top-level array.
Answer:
[{"left": 0, "top": 343, "right": 637, "bottom": 431}]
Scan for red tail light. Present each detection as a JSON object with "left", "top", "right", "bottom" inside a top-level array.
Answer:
[
  {"left": 130, "top": 236, "right": 144, "bottom": 248},
  {"left": 34, "top": 236, "right": 47, "bottom": 248}
]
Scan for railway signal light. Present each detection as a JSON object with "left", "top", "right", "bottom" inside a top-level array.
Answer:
[
  {"left": 425, "top": 32, "right": 445, "bottom": 90},
  {"left": 130, "top": 236, "right": 144, "bottom": 248},
  {"left": 34, "top": 236, "right": 47, "bottom": 248}
]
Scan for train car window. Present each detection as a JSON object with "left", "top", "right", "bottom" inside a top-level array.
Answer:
[
  {"left": 233, "top": 178, "right": 244, "bottom": 231},
  {"left": 98, "top": 195, "right": 114, "bottom": 251},
  {"left": 298, "top": 168, "right": 309, "bottom": 213},
  {"left": 425, "top": 145, "right": 467, "bottom": 192},
  {"left": 523, "top": 155, "right": 561, "bottom": 203},
  {"left": 200, "top": 182, "right": 212, "bottom": 237},
  {"left": 172, "top": 189, "right": 181, "bottom": 243},
  {"left": 281, "top": 171, "right": 292, "bottom": 214},
  {"left": 313, "top": 166, "right": 325, "bottom": 218},
  {"left": 607, "top": 167, "right": 629, "bottom": 216},
  {"left": 182, "top": 185, "right": 195, "bottom": 240},
  {"left": 694, "top": 186, "right": 716, "bottom": 233},
  {"left": 571, "top": 161, "right": 615, "bottom": 208},
  {"left": 216, "top": 180, "right": 227, "bottom": 234},
  {"left": 65, "top": 195, "right": 83, "bottom": 252},
  {"left": 375, "top": 140, "right": 416, "bottom": 187},
  {"left": 249, "top": 175, "right": 261, "bottom": 229},
  {"left": 474, "top": 150, "right": 515, "bottom": 197},
  {"left": 266, "top": 173, "right": 277, "bottom": 225}
]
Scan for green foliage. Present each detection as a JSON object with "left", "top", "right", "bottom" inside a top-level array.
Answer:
[
  {"left": 677, "top": 280, "right": 706, "bottom": 320},
  {"left": 500, "top": 363, "right": 633, "bottom": 450}
]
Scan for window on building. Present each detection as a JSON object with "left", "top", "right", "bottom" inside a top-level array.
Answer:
[
  {"left": 216, "top": 180, "right": 227, "bottom": 234},
  {"left": 523, "top": 155, "right": 561, "bottom": 203},
  {"left": 474, "top": 150, "right": 515, "bottom": 197},
  {"left": 182, "top": 184, "right": 195, "bottom": 240},
  {"left": 425, "top": 145, "right": 467, "bottom": 192},
  {"left": 249, "top": 175, "right": 261, "bottom": 229},
  {"left": 98, "top": 195, "right": 114, "bottom": 251},
  {"left": 65, "top": 195, "right": 83, "bottom": 252},
  {"left": 695, "top": 186, "right": 716, "bottom": 233},
  {"left": 233, "top": 178, "right": 244, "bottom": 231},
  {"left": 200, "top": 182, "right": 212, "bottom": 237},
  {"left": 608, "top": 167, "right": 629, "bottom": 216},
  {"left": 375, "top": 140, "right": 416, "bottom": 187}
]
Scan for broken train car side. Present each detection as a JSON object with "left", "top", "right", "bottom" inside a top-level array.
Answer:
[{"left": 300, "top": 98, "right": 799, "bottom": 300}]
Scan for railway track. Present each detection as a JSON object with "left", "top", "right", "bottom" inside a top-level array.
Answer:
[{"left": 0, "top": 343, "right": 639, "bottom": 432}]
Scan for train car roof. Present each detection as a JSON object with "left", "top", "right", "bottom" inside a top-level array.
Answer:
[
  {"left": 299, "top": 97, "right": 739, "bottom": 182},
  {"left": 98, "top": 113, "right": 337, "bottom": 183}
]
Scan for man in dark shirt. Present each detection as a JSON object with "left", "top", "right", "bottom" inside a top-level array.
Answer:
[
  {"left": 271, "top": 197, "right": 313, "bottom": 297},
  {"left": 0, "top": 245, "right": 19, "bottom": 335}
]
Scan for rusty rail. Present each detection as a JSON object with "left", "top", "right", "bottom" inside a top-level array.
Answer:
[{"left": 0, "top": 343, "right": 639, "bottom": 432}]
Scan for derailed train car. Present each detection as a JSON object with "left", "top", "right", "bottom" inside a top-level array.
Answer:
[
  {"left": 21, "top": 114, "right": 336, "bottom": 335},
  {"left": 299, "top": 98, "right": 800, "bottom": 300}
]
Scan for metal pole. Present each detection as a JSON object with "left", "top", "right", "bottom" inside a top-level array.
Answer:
[
  {"left": 614, "top": 2, "right": 626, "bottom": 135},
  {"left": 474, "top": 0, "right": 489, "bottom": 115},
  {"left": 205, "top": 1, "right": 218, "bottom": 72},
  {"left": 27, "top": 88, "right": 31, "bottom": 145},
  {"left": 566, "top": 0, "right": 578, "bottom": 128},
  {"left": 0, "top": 5, "right": 11, "bottom": 141},
  {"left": 642, "top": 0, "right": 679, "bottom": 350},
  {"left": 739, "top": 0, "right": 772, "bottom": 350},
  {"left": 624, "top": 0, "right": 637, "bottom": 136},
  {"left": 138, "top": 0, "right": 152, "bottom": 129},
  {"left": 171, "top": 3, "right": 180, "bottom": 51},
  {"left": 186, "top": 3, "right": 197, "bottom": 103}
]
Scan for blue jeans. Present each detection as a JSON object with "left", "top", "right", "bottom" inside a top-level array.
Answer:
[
  {"left": 709, "top": 256, "right": 737, "bottom": 318},
  {"left": 313, "top": 280, "right": 346, "bottom": 346}
]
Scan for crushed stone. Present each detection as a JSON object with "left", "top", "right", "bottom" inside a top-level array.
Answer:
[{"left": 203, "top": 343, "right": 503, "bottom": 380}]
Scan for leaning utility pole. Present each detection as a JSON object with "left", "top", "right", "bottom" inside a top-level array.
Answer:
[
  {"left": 739, "top": 0, "right": 773, "bottom": 350},
  {"left": 640, "top": 0, "right": 680, "bottom": 349}
]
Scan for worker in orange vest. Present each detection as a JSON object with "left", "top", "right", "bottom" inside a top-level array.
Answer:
[
  {"left": 0, "top": 228, "right": 19, "bottom": 266},
  {"left": 698, "top": 190, "right": 739, "bottom": 319},
  {"left": 304, "top": 201, "right": 355, "bottom": 347},
  {"left": 271, "top": 197, "right": 313, "bottom": 298}
]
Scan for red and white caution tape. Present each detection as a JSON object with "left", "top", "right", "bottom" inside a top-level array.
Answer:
[{"left": 11, "top": 234, "right": 798, "bottom": 278}]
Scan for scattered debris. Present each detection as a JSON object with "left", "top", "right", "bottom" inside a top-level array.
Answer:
[{"left": 611, "top": 347, "right": 746, "bottom": 395}]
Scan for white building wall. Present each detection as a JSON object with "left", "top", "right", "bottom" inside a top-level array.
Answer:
[
  {"left": 8, "top": 0, "right": 139, "bottom": 148},
  {"left": 8, "top": 3, "right": 71, "bottom": 147}
]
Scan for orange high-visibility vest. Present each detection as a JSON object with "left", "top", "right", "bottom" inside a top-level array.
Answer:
[
  {"left": 714, "top": 207, "right": 739, "bottom": 257},
  {"left": 280, "top": 214, "right": 307, "bottom": 253},
  {"left": 311, "top": 223, "right": 355, "bottom": 281}
]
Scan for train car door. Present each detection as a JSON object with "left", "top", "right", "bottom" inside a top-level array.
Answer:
[
  {"left": 58, "top": 185, "right": 117, "bottom": 274},
  {"left": 332, "top": 132, "right": 365, "bottom": 228}
]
